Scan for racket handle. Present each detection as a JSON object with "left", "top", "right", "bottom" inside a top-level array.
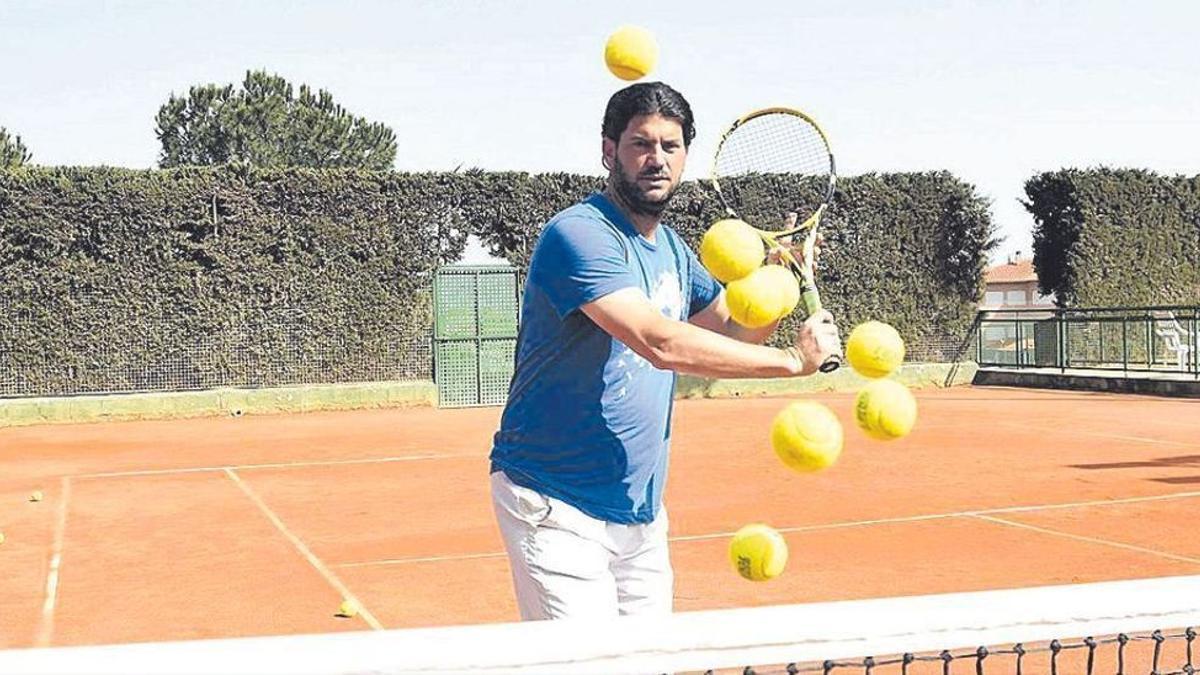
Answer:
[{"left": 801, "top": 288, "right": 843, "bottom": 373}]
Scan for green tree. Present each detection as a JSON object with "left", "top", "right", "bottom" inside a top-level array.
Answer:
[
  {"left": 155, "top": 70, "right": 397, "bottom": 170},
  {"left": 0, "top": 127, "right": 33, "bottom": 168}
]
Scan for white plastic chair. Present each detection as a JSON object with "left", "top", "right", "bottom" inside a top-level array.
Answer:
[{"left": 1152, "top": 313, "right": 1193, "bottom": 372}]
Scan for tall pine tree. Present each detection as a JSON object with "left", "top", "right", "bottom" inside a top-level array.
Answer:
[
  {"left": 0, "top": 127, "right": 32, "bottom": 168},
  {"left": 155, "top": 70, "right": 397, "bottom": 169}
]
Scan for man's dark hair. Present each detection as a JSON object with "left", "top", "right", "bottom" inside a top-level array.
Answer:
[{"left": 601, "top": 82, "right": 696, "bottom": 147}]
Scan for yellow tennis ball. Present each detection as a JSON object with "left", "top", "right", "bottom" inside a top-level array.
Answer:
[
  {"left": 729, "top": 523, "right": 788, "bottom": 581},
  {"left": 336, "top": 599, "right": 358, "bottom": 618},
  {"left": 29, "top": 490, "right": 43, "bottom": 503},
  {"left": 700, "top": 218, "right": 764, "bottom": 283},
  {"left": 770, "top": 400, "right": 843, "bottom": 472},
  {"left": 726, "top": 265, "right": 801, "bottom": 328},
  {"left": 846, "top": 321, "right": 906, "bottom": 379},
  {"left": 854, "top": 379, "right": 918, "bottom": 441},
  {"left": 604, "top": 25, "right": 658, "bottom": 81},
  {"left": 0, "top": 532, "right": 5, "bottom": 545}
]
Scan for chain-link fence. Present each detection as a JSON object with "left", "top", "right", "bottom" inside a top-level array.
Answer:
[{"left": 977, "top": 306, "right": 1199, "bottom": 375}]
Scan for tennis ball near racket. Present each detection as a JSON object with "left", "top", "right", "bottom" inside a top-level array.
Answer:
[
  {"left": 700, "top": 218, "right": 764, "bottom": 284},
  {"left": 846, "top": 321, "right": 906, "bottom": 379},
  {"left": 854, "top": 379, "right": 917, "bottom": 441},
  {"left": 729, "top": 523, "right": 788, "bottom": 581},
  {"left": 770, "top": 400, "right": 843, "bottom": 472},
  {"left": 604, "top": 25, "right": 658, "bottom": 80},
  {"left": 726, "top": 265, "right": 800, "bottom": 328}
]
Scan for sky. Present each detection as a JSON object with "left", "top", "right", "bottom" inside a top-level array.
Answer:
[{"left": 2, "top": 0, "right": 1197, "bottom": 265}]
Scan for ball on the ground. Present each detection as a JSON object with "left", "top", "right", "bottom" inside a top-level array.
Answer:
[
  {"left": 726, "top": 265, "right": 801, "bottom": 328},
  {"left": 729, "top": 523, "right": 788, "bottom": 581},
  {"left": 770, "top": 400, "right": 843, "bottom": 472},
  {"left": 846, "top": 321, "right": 906, "bottom": 379},
  {"left": 604, "top": 25, "right": 658, "bottom": 81},
  {"left": 854, "top": 379, "right": 918, "bottom": 440},
  {"left": 29, "top": 490, "right": 43, "bottom": 503},
  {"left": 700, "top": 218, "right": 763, "bottom": 284},
  {"left": 336, "top": 599, "right": 358, "bottom": 618}
]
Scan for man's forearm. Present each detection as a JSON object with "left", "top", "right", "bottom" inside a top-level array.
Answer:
[
  {"left": 719, "top": 316, "right": 780, "bottom": 345},
  {"left": 650, "top": 319, "right": 802, "bottom": 379}
]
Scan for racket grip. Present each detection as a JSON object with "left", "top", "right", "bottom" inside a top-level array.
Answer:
[{"left": 801, "top": 288, "right": 842, "bottom": 373}]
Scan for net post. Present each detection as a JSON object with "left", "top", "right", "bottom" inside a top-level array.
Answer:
[{"left": 1152, "top": 629, "right": 1164, "bottom": 675}]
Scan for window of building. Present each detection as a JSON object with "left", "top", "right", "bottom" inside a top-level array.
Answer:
[
  {"left": 1005, "top": 290, "right": 1026, "bottom": 305},
  {"left": 984, "top": 291, "right": 1004, "bottom": 306}
]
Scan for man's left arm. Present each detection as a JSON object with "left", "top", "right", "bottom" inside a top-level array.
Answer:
[
  {"left": 689, "top": 292, "right": 780, "bottom": 344},
  {"left": 681, "top": 238, "right": 780, "bottom": 344}
]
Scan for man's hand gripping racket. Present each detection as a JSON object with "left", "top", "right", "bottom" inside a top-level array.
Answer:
[{"left": 710, "top": 107, "right": 843, "bottom": 373}]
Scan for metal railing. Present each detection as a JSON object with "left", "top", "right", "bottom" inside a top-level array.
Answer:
[{"left": 977, "top": 305, "right": 1200, "bottom": 377}]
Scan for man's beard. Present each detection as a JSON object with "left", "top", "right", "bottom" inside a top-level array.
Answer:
[{"left": 611, "top": 162, "right": 677, "bottom": 217}]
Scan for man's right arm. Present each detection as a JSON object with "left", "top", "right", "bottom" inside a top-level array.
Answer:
[{"left": 580, "top": 287, "right": 838, "bottom": 379}]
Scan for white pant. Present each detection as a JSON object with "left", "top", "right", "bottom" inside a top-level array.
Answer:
[{"left": 490, "top": 470, "right": 673, "bottom": 621}]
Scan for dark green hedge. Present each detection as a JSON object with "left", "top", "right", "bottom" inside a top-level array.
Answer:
[
  {"left": 1, "top": 167, "right": 993, "bottom": 396},
  {"left": 1025, "top": 169, "right": 1200, "bottom": 307},
  {"left": 0, "top": 166, "right": 463, "bottom": 394}
]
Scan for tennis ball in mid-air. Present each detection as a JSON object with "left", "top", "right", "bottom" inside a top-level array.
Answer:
[
  {"left": 729, "top": 523, "right": 788, "bottom": 582},
  {"left": 336, "top": 599, "right": 358, "bottom": 618},
  {"left": 726, "top": 265, "right": 801, "bottom": 328},
  {"left": 854, "top": 379, "right": 917, "bottom": 441},
  {"left": 604, "top": 25, "right": 658, "bottom": 81},
  {"left": 700, "top": 218, "right": 764, "bottom": 283},
  {"left": 846, "top": 321, "right": 906, "bottom": 379},
  {"left": 0, "top": 532, "right": 5, "bottom": 545},
  {"left": 770, "top": 400, "right": 843, "bottom": 472}
]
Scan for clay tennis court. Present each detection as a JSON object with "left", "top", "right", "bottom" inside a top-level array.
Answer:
[{"left": 2, "top": 385, "right": 1199, "bottom": 651}]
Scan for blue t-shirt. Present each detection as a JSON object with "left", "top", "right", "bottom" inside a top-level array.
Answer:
[{"left": 489, "top": 193, "right": 722, "bottom": 524}]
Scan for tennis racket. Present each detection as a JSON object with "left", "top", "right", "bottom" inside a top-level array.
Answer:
[{"left": 710, "top": 106, "right": 842, "bottom": 372}]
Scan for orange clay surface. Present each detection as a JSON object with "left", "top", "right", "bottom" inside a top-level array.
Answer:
[{"left": 2, "top": 386, "right": 1199, "bottom": 649}]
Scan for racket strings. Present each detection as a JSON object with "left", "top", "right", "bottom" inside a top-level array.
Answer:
[
  {"left": 715, "top": 114, "right": 831, "bottom": 178},
  {"left": 713, "top": 113, "right": 833, "bottom": 228}
]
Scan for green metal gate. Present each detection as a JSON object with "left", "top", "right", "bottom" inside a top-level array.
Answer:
[{"left": 433, "top": 265, "right": 521, "bottom": 407}]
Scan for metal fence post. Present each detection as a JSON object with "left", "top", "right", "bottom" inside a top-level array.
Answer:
[
  {"left": 1121, "top": 316, "right": 1128, "bottom": 374},
  {"left": 1057, "top": 310, "right": 1066, "bottom": 372},
  {"left": 977, "top": 313, "right": 985, "bottom": 365},
  {"left": 1015, "top": 319, "right": 1022, "bottom": 367},
  {"left": 1145, "top": 314, "right": 1153, "bottom": 368}
]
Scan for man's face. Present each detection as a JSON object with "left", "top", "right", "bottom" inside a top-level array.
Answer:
[{"left": 603, "top": 113, "right": 688, "bottom": 217}]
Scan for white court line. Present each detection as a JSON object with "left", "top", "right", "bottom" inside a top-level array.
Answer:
[
  {"left": 334, "top": 551, "right": 507, "bottom": 569},
  {"left": 972, "top": 514, "right": 1200, "bottom": 565},
  {"left": 995, "top": 420, "right": 1199, "bottom": 449},
  {"left": 35, "top": 476, "right": 72, "bottom": 647},
  {"left": 72, "top": 453, "right": 480, "bottom": 480},
  {"left": 671, "top": 489, "right": 1200, "bottom": 543},
  {"left": 335, "top": 489, "right": 1200, "bottom": 568},
  {"left": 223, "top": 468, "right": 385, "bottom": 631}
]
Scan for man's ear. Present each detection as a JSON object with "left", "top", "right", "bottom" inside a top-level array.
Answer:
[{"left": 601, "top": 138, "right": 616, "bottom": 171}]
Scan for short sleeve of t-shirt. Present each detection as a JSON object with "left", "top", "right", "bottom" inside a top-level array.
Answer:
[
  {"left": 528, "top": 215, "right": 641, "bottom": 319},
  {"left": 683, "top": 241, "right": 722, "bottom": 318}
]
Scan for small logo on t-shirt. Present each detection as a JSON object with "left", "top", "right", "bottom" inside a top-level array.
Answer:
[{"left": 650, "top": 271, "right": 683, "bottom": 321}]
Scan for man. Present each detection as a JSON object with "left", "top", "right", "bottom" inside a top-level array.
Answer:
[{"left": 489, "top": 82, "right": 841, "bottom": 621}]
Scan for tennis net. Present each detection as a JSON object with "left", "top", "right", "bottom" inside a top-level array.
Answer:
[{"left": 1, "top": 575, "right": 1197, "bottom": 674}]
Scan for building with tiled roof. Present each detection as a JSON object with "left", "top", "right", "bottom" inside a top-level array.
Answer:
[{"left": 981, "top": 253, "right": 1055, "bottom": 309}]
